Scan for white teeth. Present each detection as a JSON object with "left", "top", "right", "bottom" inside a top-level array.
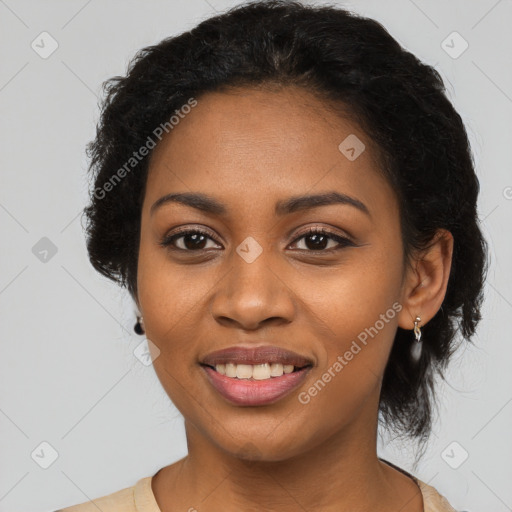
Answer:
[
  {"left": 225, "top": 363, "right": 237, "bottom": 378},
  {"left": 253, "top": 363, "right": 271, "bottom": 380},
  {"left": 213, "top": 362, "right": 302, "bottom": 379},
  {"left": 270, "top": 363, "right": 284, "bottom": 376},
  {"left": 235, "top": 364, "right": 253, "bottom": 379}
]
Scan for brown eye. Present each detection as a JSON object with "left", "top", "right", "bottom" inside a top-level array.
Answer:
[
  {"left": 160, "top": 229, "right": 221, "bottom": 251},
  {"left": 290, "top": 227, "right": 355, "bottom": 252}
]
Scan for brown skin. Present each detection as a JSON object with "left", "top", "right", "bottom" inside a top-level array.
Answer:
[{"left": 136, "top": 85, "right": 453, "bottom": 512}]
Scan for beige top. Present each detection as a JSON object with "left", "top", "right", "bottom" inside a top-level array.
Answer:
[{"left": 56, "top": 470, "right": 458, "bottom": 512}]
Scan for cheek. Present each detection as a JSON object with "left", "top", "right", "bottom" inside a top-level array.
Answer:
[
  {"left": 292, "top": 248, "right": 404, "bottom": 404},
  {"left": 136, "top": 247, "right": 211, "bottom": 414},
  {"left": 137, "top": 243, "right": 187, "bottom": 348},
  {"left": 297, "top": 247, "right": 403, "bottom": 334},
  {"left": 136, "top": 241, "right": 225, "bottom": 374},
  {"left": 137, "top": 233, "right": 204, "bottom": 318}
]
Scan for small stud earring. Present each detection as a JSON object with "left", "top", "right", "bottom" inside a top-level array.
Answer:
[
  {"left": 411, "top": 316, "right": 422, "bottom": 362},
  {"left": 134, "top": 315, "right": 145, "bottom": 335}
]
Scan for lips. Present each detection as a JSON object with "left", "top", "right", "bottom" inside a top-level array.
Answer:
[
  {"left": 199, "top": 345, "right": 314, "bottom": 406},
  {"left": 200, "top": 345, "right": 314, "bottom": 368},
  {"left": 202, "top": 365, "right": 311, "bottom": 406}
]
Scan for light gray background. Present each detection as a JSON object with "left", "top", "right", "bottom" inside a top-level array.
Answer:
[{"left": 1, "top": 1, "right": 511, "bottom": 511}]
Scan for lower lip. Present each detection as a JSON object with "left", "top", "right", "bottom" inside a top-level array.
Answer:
[{"left": 201, "top": 365, "right": 311, "bottom": 406}]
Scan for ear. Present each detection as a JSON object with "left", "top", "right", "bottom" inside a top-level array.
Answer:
[{"left": 397, "top": 229, "right": 454, "bottom": 330}]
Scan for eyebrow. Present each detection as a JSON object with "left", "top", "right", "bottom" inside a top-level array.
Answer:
[{"left": 150, "top": 191, "right": 370, "bottom": 218}]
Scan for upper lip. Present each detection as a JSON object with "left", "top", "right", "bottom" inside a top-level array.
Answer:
[{"left": 201, "top": 345, "right": 314, "bottom": 367}]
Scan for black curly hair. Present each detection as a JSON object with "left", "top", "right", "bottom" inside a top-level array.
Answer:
[{"left": 82, "top": 0, "right": 488, "bottom": 457}]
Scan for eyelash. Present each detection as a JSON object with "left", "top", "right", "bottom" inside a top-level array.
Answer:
[{"left": 159, "top": 226, "right": 356, "bottom": 254}]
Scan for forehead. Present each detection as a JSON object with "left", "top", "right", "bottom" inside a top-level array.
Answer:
[{"left": 143, "top": 86, "right": 395, "bottom": 218}]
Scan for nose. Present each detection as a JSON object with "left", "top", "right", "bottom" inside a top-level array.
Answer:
[{"left": 209, "top": 250, "right": 296, "bottom": 331}]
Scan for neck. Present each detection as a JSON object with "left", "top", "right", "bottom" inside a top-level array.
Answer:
[{"left": 151, "top": 395, "right": 419, "bottom": 512}]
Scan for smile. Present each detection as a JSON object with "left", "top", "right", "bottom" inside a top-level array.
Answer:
[
  {"left": 199, "top": 345, "right": 314, "bottom": 406},
  {"left": 201, "top": 364, "right": 311, "bottom": 406}
]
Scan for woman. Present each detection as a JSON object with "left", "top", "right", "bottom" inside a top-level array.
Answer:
[{"left": 58, "top": 1, "right": 486, "bottom": 510}]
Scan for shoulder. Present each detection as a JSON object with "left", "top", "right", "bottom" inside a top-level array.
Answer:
[
  {"left": 55, "top": 476, "right": 156, "bottom": 512},
  {"left": 379, "top": 457, "right": 462, "bottom": 512},
  {"left": 379, "top": 458, "right": 461, "bottom": 512},
  {"left": 416, "top": 478, "right": 460, "bottom": 512},
  {"left": 55, "top": 485, "right": 135, "bottom": 512}
]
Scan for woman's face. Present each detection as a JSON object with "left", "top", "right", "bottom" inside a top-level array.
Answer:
[{"left": 137, "top": 86, "right": 411, "bottom": 460}]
